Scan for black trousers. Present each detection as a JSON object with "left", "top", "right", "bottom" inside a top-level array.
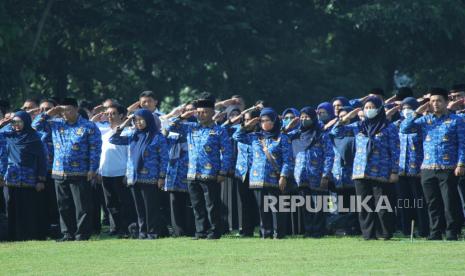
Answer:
[
  {"left": 421, "top": 169, "right": 463, "bottom": 237},
  {"left": 131, "top": 184, "right": 165, "bottom": 236},
  {"left": 101, "top": 176, "right": 135, "bottom": 234},
  {"left": 7, "top": 187, "right": 40, "bottom": 241},
  {"left": 254, "top": 187, "right": 286, "bottom": 238},
  {"left": 55, "top": 178, "right": 93, "bottom": 240},
  {"left": 396, "top": 176, "right": 429, "bottom": 237},
  {"left": 188, "top": 180, "right": 221, "bottom": 238},
  {"left": 457, "top": 176, "right": 465, "bottom": 218},
  {"left": 91, "top": 180, "right": 106, "bottom": 234},
  {"left": 169, "top": 191, "right": 195, "bottom": 236},
  {"left": 0, "top": 187, "right": 5, "bottom": 215},
  {"left": 335, "top": 186, "right": 361, "bottom": 234},
  {"left": 299, "top": 187, "right": 327, "bottom": 236},
  {"left": 354, "top": 179, "right": 395, "bottom": 239},
  {"left": 237, "top": 175, "right": 258, "bottom": 235}
]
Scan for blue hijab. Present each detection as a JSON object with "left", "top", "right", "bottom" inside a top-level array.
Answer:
[
  {"left": 330, "top": 106, "right": 357, "bottom": 167},
  {"left": 332, "top": 97, "right": 350, "bottom": 107},
  {"left": 292, "top": 106, "right": 321, "bottom": 156},
  {"left": 5, "top": 111, "right": 43, "bottom": 167},
  {"left": 130, "top": 109, "right": 159, "bottom": 174},
  {"left": 282, "top": 108, "right": 300, "bottom": 132},
  {"left": 317, "top": 102, "right": 335, "bottom": 123},
  {"left": 360, "top": 97, "right": 388, "bottom": 157},
  {"left": 260, "top": 108, "right": 281, "bottom": 139}
]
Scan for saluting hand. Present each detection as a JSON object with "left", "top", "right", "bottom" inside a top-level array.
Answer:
[
  {"left": 243, "top": 117, "right": 260, "bottom": 129},
  {"left": 180, "top": 110, "right": 196, "bottom": 120},
  {"left": 342, "top": 107, "right": 362, "bottom": 123},
  {"left": 455, "top": 167, "right": 465, "bottom": 177},
  {"left": 47, "top": 106, "right": 64, "bottom": 116},
  {"left": 415, "top": 102, "right": 430, "bottom": 115},
  {"left": 284, "top": 117, "right": 300, "bottom": 132}
]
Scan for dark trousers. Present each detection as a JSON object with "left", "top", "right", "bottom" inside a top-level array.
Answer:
[
  {"left": 188, "top": 180, "right": 221, "bottom": 238},
  {"left": 457, "top": 176, "right": 465, "bottom": 218},
  {"left": 169, "top": 191, "right": 195, "bottom": 236},
  {"left": 101, "top": 176, "right": 135, "bottom": 234},
  {"left": 396, "top": 176, "right": 429, "bottom": 237},
  {"left": 91, "top": 180, "right": 106, "bottom": 234},
  {"left": 354, "top": 179, "right": 395, "bottom": 239},
  {"left": 0, "top": 187, "right": 5, "bottom": 215},
  {"left": 131, "top": 184, "right": 164, "bottom": 236},
  {"left": 237, "top": 175, "right": 258, "bottom": 235},
  {"left": 55, "top": 178, "right": 93, "bottom": 240},
  {"left": 335, "top": 186, "right": 361, "bottom": 235},
  {"left": 7, "top": 187, "right": 40, "bottom": 241},
  {"left": 254, "top": 187, "right": 286, "bottom": 238},
  {"left": 421, "top": 169, "right": 463, "bottom": 238},
  {"left": 299, "top": 187, "right": 327, "bottom": 236}
]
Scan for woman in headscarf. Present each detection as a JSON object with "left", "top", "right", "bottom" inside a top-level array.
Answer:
[
  {"left": 289, "top": 106, "right": 334, "bottom": 237},
  {"left": 333, "top": 97, "right": 399, "bottom": 240},
  {"left": 233, "top": 107, "right": 293, "bottom": 239},
  {"left": 329, "top": 106, "right": 360, "bottom": 235},
  {"left": 110, "top": 109, "right": 169, "bottom": 239},
  {"left": 317, "top": 102, "right": 335, "bottom": 127},
  {"left": 394, "top": 97, "right": 429, "bottom": 237},
  {"left": 281, "top": 108, "right": 300, "bottom": 133},
  {"left": 0, "top": 111, "right": 47, "bottom": 241}
]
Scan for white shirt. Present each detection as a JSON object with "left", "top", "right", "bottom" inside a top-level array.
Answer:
[{"left": 97, "top": 122, "right": 129, "bottom": 177}]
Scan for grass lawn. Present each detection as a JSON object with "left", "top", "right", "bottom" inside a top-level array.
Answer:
[{"left": 1, "top": 234, "right": 465, "bottom": 275}]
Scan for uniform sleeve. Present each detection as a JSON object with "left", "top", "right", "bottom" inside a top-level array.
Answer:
[
  {"left": 109, "top": 129, "right": 131, "bottom": 145},
  {"left": 323, "top": 134, "right": 334, "bottom": 177},
  {"left": 388, "top": 124, "right": 400, "bottom": 174},
  {"left": 400, "top": 115, "right": 425, "bottom": 134},
  {"left": 232, "top": 127, "right": 251, "bottom": 145},
  {"left": 32, "top": 113, "right": 57, "bottom": 132},
  {"left": 219, "top": 127, "right": 233, "bottom": 175},
  {"left": 280, "top": 135, "right": 293, "bottom": 178},
  {"left": 157, "top": 135, "right": 169, "bottom": 179},
  {"left": 456, "top": 117, "right": 465, "bottom": 167},
  {"left": 0, "top": 135, "right": 7, "bottom": 178},
  {"left": 331, "top": 122, "right": 358, "bottom": 137},
  {"left": 88, "top": 123, "right": 102, "bottom": 173},
  {"left": 166, "top": 117, "right": 191, "bottom": 136}
]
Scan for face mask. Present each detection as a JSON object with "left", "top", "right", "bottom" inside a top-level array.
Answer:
[
  {"left": 301, "top": 119, "right": 313, "bottom": 128},
  {"left": 364, "top": 108, "right": 378, "bottom": 119},
  {"left": 402, "top": 109, "right": 414, "bottom": 119},
  {"left": 282, "top": 118, "right": 291, "bottom": 127},
  {"left": 318, "top": 114, "right": 330, "bottom": 123}
]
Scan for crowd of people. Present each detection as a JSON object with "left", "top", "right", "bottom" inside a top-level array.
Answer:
[{"left": 1, "top": 85, "right": 465, "bottom": 242}]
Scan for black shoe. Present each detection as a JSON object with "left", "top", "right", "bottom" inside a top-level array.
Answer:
[
  {"left": 192, "top": 235, "right": 207, "bottom": 240},
  {"left": 239, "top": 233, "right": 254, "bottom": 238},
  {"left": 207, "top": 234, "right": 220, "bottom": 240},
  {"left": 446, "top": 235, "right": 458, "bottom": 241},
  {"left": 427, "top": 235, "right": 443, "bottom": 241},
  {"left": 108, "top": 231, "right": 118, "bottom": 236},
  {"left": 75, "top": 235, "right": 90, "bottom": 241},
  {"left": 56, "top": 235, "right": 74, "bottom": 242},
  {"left": 138, "top": 233, "right": 147, "bottom": 240}
]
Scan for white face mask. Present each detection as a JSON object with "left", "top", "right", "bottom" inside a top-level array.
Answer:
[
  {"left": 364, "top": 108, "right": 378, "bottom": 119},
  {"left": 402, "top": 109, "right": 414, "bottom": 118}
]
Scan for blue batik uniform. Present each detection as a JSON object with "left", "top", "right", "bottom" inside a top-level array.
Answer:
[
  {"left": 329, "top": 126, "right": 356, "bottom": 187},
  {"left": 32, "top": 116, "right": 54, "bottom": 172},
  {"left": 288, "top": 130, "right": 334, "bottom": 188},
  {"left": 0, "top": 135, "right": 7, "bottom": 179},
  {"left": 233, "top": 128, "right": 293, "bottom": 189},
  {"left": 110, "top": 130, "right": 168, "bottom": 185},
  {"left": 167, "top": 119, "right": 233, "bottom": 181},
  {"left": 0, "top": 125, "right": 47, "bottom": 188},
  {"left": 34, "top": 113, "right": 102, "bottom": 179},
  {"left": 333, "top": 122, "right": 400, "bottom": 182},
  {"left": 164, "top": 131, "right": 189, "bottom": 192},
  {"left": 400, "top": 113, "right": 465, "bottom": 170},
  {"left": 394, "top": 120, "right": 423, "bottom": 177}
]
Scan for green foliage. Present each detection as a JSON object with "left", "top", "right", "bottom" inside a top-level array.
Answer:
[{"left": 1, "top": 0, "right": 465, "bottom": 111}]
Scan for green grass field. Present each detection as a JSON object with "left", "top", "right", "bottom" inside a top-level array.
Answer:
[{"left": 1, "top": 234, "right": 465, "bottom": 275}]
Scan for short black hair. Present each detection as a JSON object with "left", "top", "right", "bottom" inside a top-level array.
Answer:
[
  {"left": 107, "top": 103, "right": 127, "bottom": 117},
  {"left": 40, "top": 98, "right": 57, "bottom": 106},
  {"left": 24, "top": 98, "right": 39, "bottom": 106},
  {"left": 77, "top": 108, "right": 89, "bottom": 120},
  {"left": 61, "top": 97, "right": 79, "bottom": 108},
  {"left": 139, "top": 91, "right": 157, "bottom": 100},
  {"left": 79, "top": 99, "right": 93, "bottom": 110}
]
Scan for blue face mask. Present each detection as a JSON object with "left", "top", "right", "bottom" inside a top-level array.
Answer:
[{"left": 318, "top": 113, "right": 330, "bottom": 123}]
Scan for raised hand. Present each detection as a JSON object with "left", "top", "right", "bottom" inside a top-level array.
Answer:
[
  {"left": 243, "top": 117, "right": 260, "bottom": 129},
  {"left": 415, "top": 102, "right": 430, "bottom": 115}
]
